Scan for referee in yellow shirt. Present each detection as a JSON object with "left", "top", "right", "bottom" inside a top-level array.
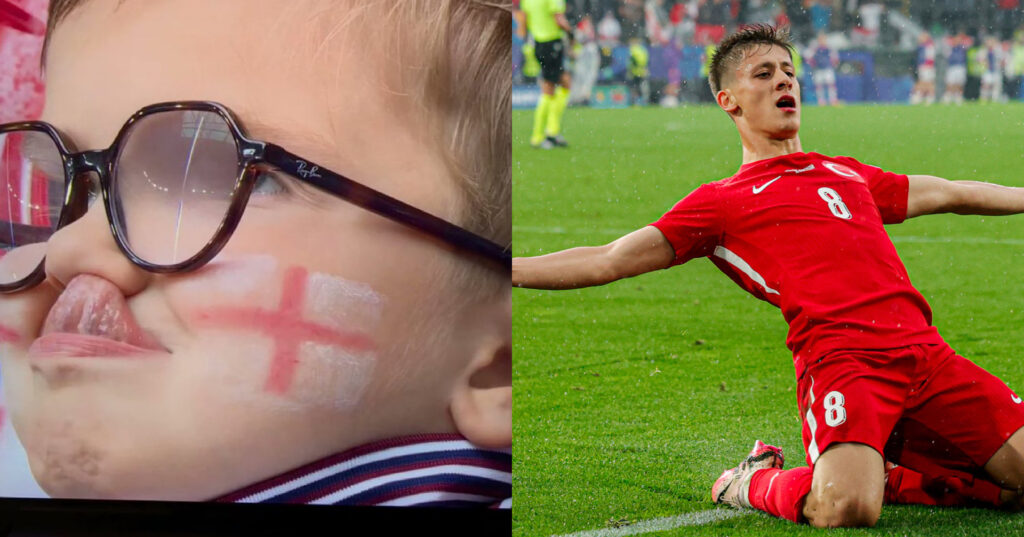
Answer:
[{"left": 521, "top": 0, "right": 573, "bottom": 148}]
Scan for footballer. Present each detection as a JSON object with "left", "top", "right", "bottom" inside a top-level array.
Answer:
[{"left": 512, "top": 25, "right": 1024, "bottom": 528}]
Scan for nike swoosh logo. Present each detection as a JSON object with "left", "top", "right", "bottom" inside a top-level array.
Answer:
[
  {"left": 1013, "top": 394, "right": 1022, "bottom": 404},
  {"left": 753, "top": 176, "right": 781, "bottom": 194}
]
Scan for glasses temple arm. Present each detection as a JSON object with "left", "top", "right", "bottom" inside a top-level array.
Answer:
[{"left": 261, "top": 144, "right": 510, "bottom": 269}]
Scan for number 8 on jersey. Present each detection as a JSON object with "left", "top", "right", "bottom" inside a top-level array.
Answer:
[{"left": 818, "top": 187, "right": 852, "bottom": 219}]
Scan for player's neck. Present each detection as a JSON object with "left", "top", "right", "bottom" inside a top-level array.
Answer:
[{"left": 740, "top": 134, "right": 803, "bottom": 165}]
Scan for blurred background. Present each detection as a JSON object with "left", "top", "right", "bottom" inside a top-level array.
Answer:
[{"left": 512, "top": 0, "right": 1024, "bottom": 108}]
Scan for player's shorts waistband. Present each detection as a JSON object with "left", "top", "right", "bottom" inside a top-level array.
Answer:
[{"left": 795, "top": 341, "right": 953, "bottom": 381}]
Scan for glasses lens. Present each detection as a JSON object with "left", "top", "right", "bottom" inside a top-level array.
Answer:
[
  {"left": 0, "top": 130, "right": 65, "bottom": 285},
  {"left": 112, "top": 110, "right": 240, "bottom": 266}
]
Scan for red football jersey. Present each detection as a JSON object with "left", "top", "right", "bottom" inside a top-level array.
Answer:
[{"left": 651, "top": 152, "right": 943, "bottom": 376}]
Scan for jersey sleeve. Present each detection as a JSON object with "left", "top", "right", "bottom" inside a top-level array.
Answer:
[
  {"left": 649, "top": 183, "right": 722, "bottom": 266},
  {"left": 836, "top": 156, "right": 909, "bottom": 224},
  {"left": 548, "top": 0, "right": 566, "bottom": 14}
]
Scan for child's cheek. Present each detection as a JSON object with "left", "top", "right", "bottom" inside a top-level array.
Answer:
[
  {"left": 174, "top": 254, "right": 381, "bottom": 410},
  {"left": 0, "top": 324, "right": 20, "bottom": 343}
]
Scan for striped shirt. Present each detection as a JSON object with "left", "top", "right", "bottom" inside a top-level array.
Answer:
[{"left": 215, "top": 434, "right": 512, "bottom": 508}]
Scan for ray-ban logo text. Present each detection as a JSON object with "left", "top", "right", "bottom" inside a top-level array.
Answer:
[{"left": 296, "top": 161, "right": 322, "bottom": 179}]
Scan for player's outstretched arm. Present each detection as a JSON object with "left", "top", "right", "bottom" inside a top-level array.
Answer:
[
  {"left": 907, "top": 175, "right": 1024, "bottom": 218},
  {"left": 513, "top": 226, "right": 676, "bottom": 290}
]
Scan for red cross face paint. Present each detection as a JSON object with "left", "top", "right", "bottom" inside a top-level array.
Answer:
[
  {"left": 183, "top": 255, "right": 381, "bottom": 410},
  {"left": 0, "top": 323, "right": 19, "bottom": 343}
]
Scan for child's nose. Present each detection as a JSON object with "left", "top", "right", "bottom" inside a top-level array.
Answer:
[{"left": 44, "top": 193, "right": 151, "bottom": 297}]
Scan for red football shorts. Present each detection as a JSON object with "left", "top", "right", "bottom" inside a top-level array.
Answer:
[{"left": 796, "top": 343, "right": 1024, "bottom": 478}]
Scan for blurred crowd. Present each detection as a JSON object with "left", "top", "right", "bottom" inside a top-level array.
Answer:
[
  {"left": 513, "top": 0, "right": 1024, "bottom": 105},
  {"left": 556, "top": 1, "right": 1024, "bottom": 47}
]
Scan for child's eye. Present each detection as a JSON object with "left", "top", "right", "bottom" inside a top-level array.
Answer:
[{"left": 252, "top": 172, "right": 286, "bottom": 196}]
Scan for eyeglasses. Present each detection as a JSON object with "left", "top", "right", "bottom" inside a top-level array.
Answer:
[{"left": 0, "top": 101, "right": 510, "bottom": 293}]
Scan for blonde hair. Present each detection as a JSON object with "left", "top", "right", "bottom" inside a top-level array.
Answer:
[{"left": 313, "top": 0, "right": 512, "bottom": 299}]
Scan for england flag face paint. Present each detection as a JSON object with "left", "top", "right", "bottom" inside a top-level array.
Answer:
[{"left": 183, "top": 255, "right": 381, "bottom": 410}]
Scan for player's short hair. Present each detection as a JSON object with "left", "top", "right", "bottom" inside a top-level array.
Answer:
[
  {"left": 44, "top": 0, "right": 510, "bottom": 295},
  {"left": 709, "top": 24, "right": 794, "bottom": 95}
]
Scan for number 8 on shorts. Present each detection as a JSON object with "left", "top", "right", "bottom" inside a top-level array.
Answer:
[{"left": 824, "top": 390, "right": 847, "bottom": 427}]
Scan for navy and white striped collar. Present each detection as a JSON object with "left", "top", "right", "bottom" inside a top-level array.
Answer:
[{"left": 215, "top": 433, "right": 511, "bottom": 508}]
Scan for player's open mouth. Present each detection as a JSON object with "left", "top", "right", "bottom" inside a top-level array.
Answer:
[{"left": 776, "top": 95, "right": 796, "bottom": 110}]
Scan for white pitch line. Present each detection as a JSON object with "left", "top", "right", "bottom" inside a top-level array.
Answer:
[
  {"left": 514, "top": 226, "right": 1024, "bottom": 246},
  {"left": 550, "top": 508, "right": 749, "bottom": 537}
]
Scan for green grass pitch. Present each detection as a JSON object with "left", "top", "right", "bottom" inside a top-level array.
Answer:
[{"left": 512, "top": 103, "right": 1024, "bottom": 537}]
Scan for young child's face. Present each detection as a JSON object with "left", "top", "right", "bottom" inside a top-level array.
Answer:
[{"left": 0, "top": 0, "right": 480, "bottom": 500}]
